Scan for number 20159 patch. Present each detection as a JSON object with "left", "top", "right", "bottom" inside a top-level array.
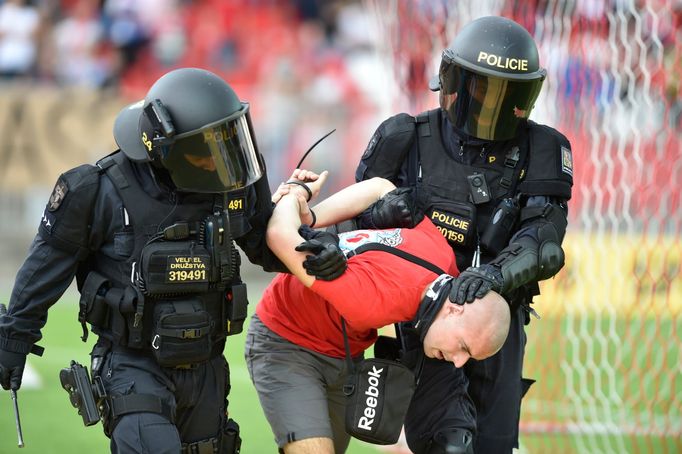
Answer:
[{"left": 165, "top": 255, "right": 209, "bottom": 283}]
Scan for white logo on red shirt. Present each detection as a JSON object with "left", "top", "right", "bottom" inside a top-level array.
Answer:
[{"left": 338, "top": 229, "right": 404, "bottom": 254}]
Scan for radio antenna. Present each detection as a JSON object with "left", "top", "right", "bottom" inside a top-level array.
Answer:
[{"left": 296, "top": 129, "right": 336, "bottom": 169}]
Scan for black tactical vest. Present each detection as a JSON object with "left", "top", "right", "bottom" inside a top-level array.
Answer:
[
  {"left": 411, "top": 109, "right": 527, "bottom": 271},
  {"left": 82, "top": 152, "right": 243, "bottom": 363}
]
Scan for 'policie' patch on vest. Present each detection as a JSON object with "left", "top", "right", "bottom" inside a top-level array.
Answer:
[
  {"left": 165, "top": 255, "right": 209, "bottom": 283},
  {"left": 48, "top": 179, "right": 69, "bottom": 211},
  {"left": 561, "top": 146, "right": 573, "bottom": 176},
  {"left": 428, "top": 207, "right": 473, "bottom": 248},
  {"left": 362, "top": 130, "right": 381, "bottom": 160}
]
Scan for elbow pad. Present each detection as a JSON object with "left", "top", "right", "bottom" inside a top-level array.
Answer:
[
  {"left": 536, "top": 222, "right": 565, "bottom": 280},
  {"left": 490, "top": 222, "right": 565, "bottom": 293}
]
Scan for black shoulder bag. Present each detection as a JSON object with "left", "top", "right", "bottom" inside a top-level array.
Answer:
[{"left": 342, "top": 242, "right": 446, "bottom": 445}]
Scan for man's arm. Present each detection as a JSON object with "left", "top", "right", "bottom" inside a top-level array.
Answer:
[
  {"left": 266, "top": 176, "right": 396, "bottom": 286},
  {"left": 309, "top": 177, "right": 396, "bottom": 227},
  {"left": 238, "top": 170, "right": 346, "bottom": 278}
]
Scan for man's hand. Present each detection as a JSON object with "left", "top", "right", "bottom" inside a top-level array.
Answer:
[
  {"left": 364, "top": 187, "right": 424, "bottom": 229},
  {"left": 0, "top": 349, "right": 27, "bottom": 391},
  {"left": 272, "top": 169, "right": 328, "bottom": 204},
  {"left": 295, "top": 229, "right": 347, "bottom": 281},
  {"left": 449, "top": 264, "right": 505, "bottom": 305}
]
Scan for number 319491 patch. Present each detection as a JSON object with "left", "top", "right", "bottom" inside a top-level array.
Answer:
[{"left": 165, "top": 255, "right": 209, "bottom": 283}]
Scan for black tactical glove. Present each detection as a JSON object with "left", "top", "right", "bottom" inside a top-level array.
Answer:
[
  {"left": 0, "top": 348, "right": 27, "bottom": 390},
  {"left": 296, "top": 227, "right": 347, "bottom": 281},
  {"left": 449, "top": 264, "right": 505, "bottom": 305},
  {"left": 361, "top": 187, "right": 425, "bottom": 229}
]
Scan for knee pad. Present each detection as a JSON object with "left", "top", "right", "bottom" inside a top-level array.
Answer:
[{"left": 426, "top": 429, "right": 474, "bottom": 454}]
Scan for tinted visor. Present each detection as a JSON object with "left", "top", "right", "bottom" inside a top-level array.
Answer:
[
  {"left": 159, "top": 108, "right": 263, "bottom": 193},
  {"left": 440, "top": 62, "right": 544, "bottom": 140}
]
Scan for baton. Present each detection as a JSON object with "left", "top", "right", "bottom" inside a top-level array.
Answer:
[
  {"left": 10, "top": 389, "right": 24, "bottom": 448},
  {"left": 1, "top": 303, "right": 24, "bottom": 447}
]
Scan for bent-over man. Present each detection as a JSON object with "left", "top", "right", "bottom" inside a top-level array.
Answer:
[{"left": 245, "top": 173, "right": 510, "bottom": 454}]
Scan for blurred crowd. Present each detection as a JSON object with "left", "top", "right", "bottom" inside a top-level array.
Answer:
[
  {"left": 0, "top": 0, "right": 679, "bottom": 212},
  {"left": 0, "top": 0, "right": 386, "bottom": 188},
  {"left": 0, "top": 0, "right": 373, "bottom": 89}
]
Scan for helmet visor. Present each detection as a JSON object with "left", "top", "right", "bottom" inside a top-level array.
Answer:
[
  {"left": 159, "top": 108, "right": 263, "bottom": 193},
  {"left": 440, "top": 62, "right": 544, "bottom": 140}
]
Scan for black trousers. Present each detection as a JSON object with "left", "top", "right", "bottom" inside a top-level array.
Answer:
[
  {"left": 403, "top": 305, "right": 528, "bottom": 454},
  {"left": 96, "top": 345, "right": 230, "bottom": 454}
]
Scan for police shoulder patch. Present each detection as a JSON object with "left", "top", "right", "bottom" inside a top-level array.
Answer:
[
  {"left": 48, "top": 179, "right": 69, "bottom": 211},
  {"left": 41, "top": 209, "right": 56, "bottom": 233},
  {"left": 561, "top": 146, "right": 573, "bottom": 176},
  {"left": 361, "top": 130, "right": 381, "bottom": 160}
]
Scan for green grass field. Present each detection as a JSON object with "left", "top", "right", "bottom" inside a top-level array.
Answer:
[
  {"left": 2, "top": 291, "right": 679, "bottom": 453},
  {"left": 0, "top": 296, "right": 382, "bottom": 454}
]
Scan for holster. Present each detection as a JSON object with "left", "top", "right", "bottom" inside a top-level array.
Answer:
[{"left": 79, "top": 272, "right": 138, "bottom": 343}]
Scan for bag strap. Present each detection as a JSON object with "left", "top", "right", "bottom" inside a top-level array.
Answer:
[
  {"left": 340, "top": 242, "right": 446, "bottom": 394},
  {"left": 341, "top": 318, "right": 358, "bottom": 396},
  {"left": 345, "top": 243, "right": 446, "bottom": 275},
  {"left": 341, "top": 319, "right": 354, "bottom": 370}
]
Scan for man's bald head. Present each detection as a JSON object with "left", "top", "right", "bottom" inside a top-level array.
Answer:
[
  {"left": 422, "top": 290, "right": 510, "bottom": 367},
  {"left": 460, "top": 291, "right": 510, "bottom": 358}
]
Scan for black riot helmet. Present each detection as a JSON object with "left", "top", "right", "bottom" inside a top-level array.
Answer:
[
  {"left": 429, "top": 16, "right": 546, "bottom": 141},
  {"left": 114, "top": 68, "right": 264, "bottom": 193}
]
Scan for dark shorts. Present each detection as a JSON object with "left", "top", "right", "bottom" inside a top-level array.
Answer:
[{"left": 244, "top": 315, "right": 358, "bottom": 454}]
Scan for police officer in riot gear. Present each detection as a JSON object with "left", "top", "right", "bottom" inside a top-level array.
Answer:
[
  {"left": 0, "top": 67, "right": 345, "bottom": 453},
  {"left": 355, "top": 16, "right": 572, "bottom": 453}
]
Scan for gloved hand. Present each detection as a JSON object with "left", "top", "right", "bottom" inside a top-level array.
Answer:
[
  {"left": 0, "top": 348, "right": 27, "bottom": 390},
  {"left": 449, "top": 264, "right": 505, "bottom": 305},
  {"left": 295, "top": 229, "right": 347, "bottom": 281},
  {"left": 363, "top": 187, "right": 425, "bottom": 229}
]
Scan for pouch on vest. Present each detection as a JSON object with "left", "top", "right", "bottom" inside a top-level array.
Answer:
[
  {"left": 139, "top": 242, "right": 212, "bottom": 295},
  {"left": 151, "top": 299, "right": 212, "bottom": 367},
  {"left": 342, "top": 321, "right": 415, "bottom": 445},
  {"left": 425, "top": 199, "right": 476, "bottom": 250},
  {"left": 224, "top": 282, "right": 248, "bottom": 336}
]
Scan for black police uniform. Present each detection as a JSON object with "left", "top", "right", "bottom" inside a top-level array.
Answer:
[
  {"left": 355, "top": 108, "right": 573, "bottom": 453},
  {"left": 0, "top": 67, "right": 347, "bottom": 454},
  {"left": 0, "top": 149, "right": 286, "bottom": 453}
]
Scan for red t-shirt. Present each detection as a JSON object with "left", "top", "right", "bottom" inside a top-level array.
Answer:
[{"left": 256, "top": 218, "right": 458, "bottom": 357}]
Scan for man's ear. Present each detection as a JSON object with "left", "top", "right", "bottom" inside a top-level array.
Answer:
[{"left": 446, "top": 301, "right": 465, "bottom": 316}]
